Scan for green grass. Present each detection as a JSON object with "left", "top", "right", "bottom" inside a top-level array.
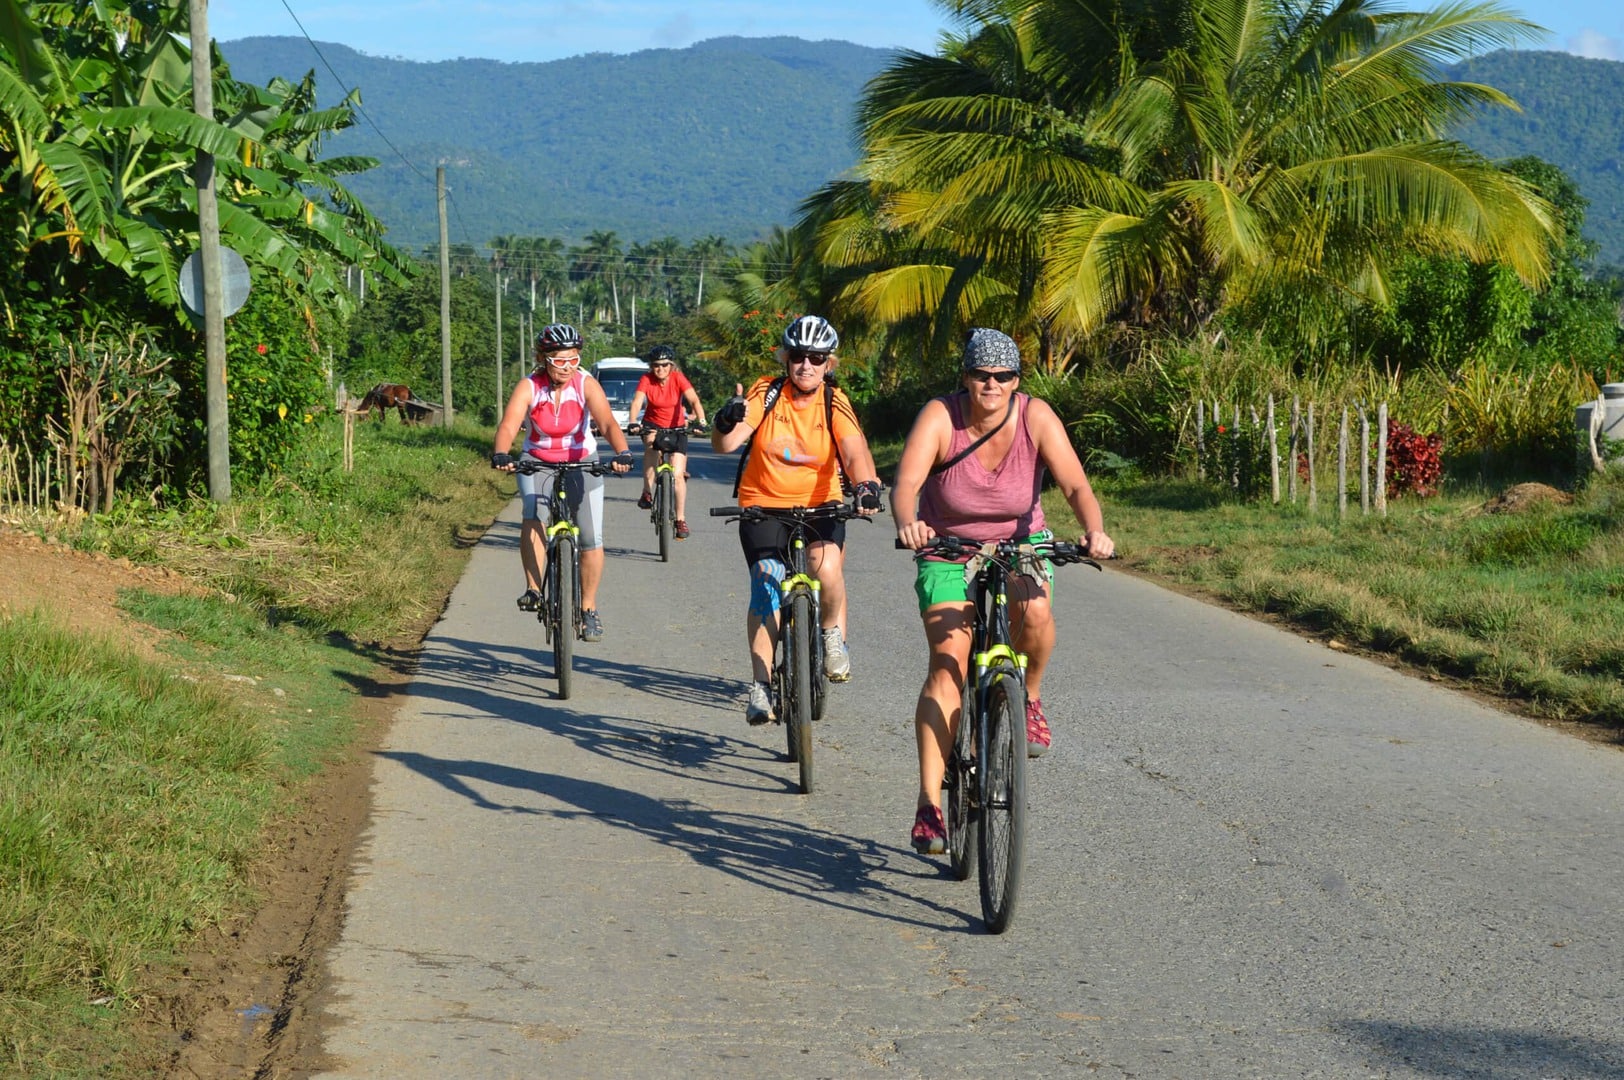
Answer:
[
  {"left": 0, "top": 613, "right": 274, "bottom": 1074},
  {"left": 1081, "top": 471, "right": 1624, "bottom": 729},
  {"left": 0, "top": 416, "right": 511, "bottom": 1075}
]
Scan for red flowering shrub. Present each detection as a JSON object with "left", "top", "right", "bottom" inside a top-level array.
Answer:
[{"left": 1386, "top": 419, "right": 1444, "bottom": 497}]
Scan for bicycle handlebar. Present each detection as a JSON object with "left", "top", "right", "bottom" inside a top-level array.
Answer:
[
  {"left": 628, "top": 421, "right": 707, "bottom": 436},
  {"left": 512, "top": 458, "right": 620, "bottom": 477},
  {"left": 895, "top": 534, "right": 1109, "bottom": 567},
  {"left": 710, "top": 501, "right": 870, "bottom": 523}
]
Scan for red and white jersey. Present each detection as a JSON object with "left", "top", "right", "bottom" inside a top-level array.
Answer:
[{"left": 522, "top": 370, "right": 597, "bottom": 461}]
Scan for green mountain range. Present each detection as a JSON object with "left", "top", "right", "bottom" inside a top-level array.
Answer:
[
  {"left": 219, "top": 37, "right": 1624, "bottom": 265},
  {"left": 1445, "top": 50, "right": 1624, "bottom": 266},
  {"left": 217, "top": 36, "right": 893, "bottom": 251}
]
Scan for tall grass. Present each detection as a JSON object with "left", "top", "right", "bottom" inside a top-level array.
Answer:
[{"left": 1036, "top": 338, "right": 1598, "bottom": 488}]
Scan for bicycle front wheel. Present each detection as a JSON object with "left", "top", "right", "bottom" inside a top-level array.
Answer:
[
  {"left": 978, "top": 670, "right": 1027, "bottom": 933},
  {"left": 786, "top": 592, "right": 815, "bottom": 793},
  {"left": 946, "top": 686, "right": 976, "bottom": 882},
  {"left": 656, "top": 469, "right": 674, "bottom": 561},
  {"left": 552, "top": 535, "right": 576, "bottom": 700}
]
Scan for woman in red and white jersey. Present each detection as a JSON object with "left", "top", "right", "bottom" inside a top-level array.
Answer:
[{"left": 492, "top": 323, "right": 633, "bottom": 643}]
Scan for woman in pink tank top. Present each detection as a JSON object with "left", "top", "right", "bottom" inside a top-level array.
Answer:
[{"left": 890, "top": 328, "right": 1115, "bottom": 856}]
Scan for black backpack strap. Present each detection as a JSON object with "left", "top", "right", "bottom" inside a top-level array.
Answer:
[
  {"left": 929, "top": 391, "right": 1017, "bottom": 477},
  {"left": 731, "top": 377, "right": 787, "bottom": 498}
]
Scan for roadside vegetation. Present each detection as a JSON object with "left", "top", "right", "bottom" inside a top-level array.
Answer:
[
  {"left": 5, "top": 0, "right": 1624, "bottom": 1072},
  {"left": 0, "top": 420, "right": 507, "bottom": 1074}
]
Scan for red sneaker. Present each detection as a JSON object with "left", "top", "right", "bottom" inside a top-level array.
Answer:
[
  {"left": 674, "top": 519, "right": 690, "bottom": 540},
  {"left": 636, "top": 491, "right": 653, "bottom": 510},
  {"left": 911, "top": 804, "right": 946, "bottom": 854},
  {"left": 1026, "top": 698, "right": 1051, "bottom": 758}
]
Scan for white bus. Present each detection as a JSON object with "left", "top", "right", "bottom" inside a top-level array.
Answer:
[{"left": 590, "top": 357, "right": 649, "bottom": 433}]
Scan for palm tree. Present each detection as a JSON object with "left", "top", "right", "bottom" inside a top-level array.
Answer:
[{"left": 811, "top": 0, "right": 1556, "bottom": 365}]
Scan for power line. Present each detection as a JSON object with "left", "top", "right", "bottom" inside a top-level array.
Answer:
[{"left": 272, "top": 0, "right": 434, "bottom": 185}]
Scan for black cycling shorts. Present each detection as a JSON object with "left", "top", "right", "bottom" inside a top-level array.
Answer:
[
  {"left": 738, "top": 515, "right": 846, "bottom": 565},
  {"left": 646, "top": 428, "right": 689, "bottom": 455}
]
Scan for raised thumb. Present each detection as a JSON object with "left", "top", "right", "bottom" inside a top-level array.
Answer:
[{"left": 734, "top": 382, "right": 743, "bottom": 396}]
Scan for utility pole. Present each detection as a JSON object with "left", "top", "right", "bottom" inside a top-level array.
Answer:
[
  {"left": 437, "top": 166, "right": 453, "bottom": 427},
  {"left": 190, "top": 0, "right": 230, "bottom": 502},
  {"left": 494, "top": 269, "right": 503, "bottom": 415}
]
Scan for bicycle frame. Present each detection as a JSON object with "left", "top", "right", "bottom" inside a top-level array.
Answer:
[
  {"left": 515, "top": 458, "right": 607, "bottom": 698},
  {"left": 905, "top": 535, "right": 1098, "bottom": 932},
  {"left": 711, "top": 501, "right": 863, "bottom": 793}
]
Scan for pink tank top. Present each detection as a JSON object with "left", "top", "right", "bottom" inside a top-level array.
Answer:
[
  {"left": 918, "top": 392, "right": 1047, "bottom": 543},
  {"left": 522, "top": 370, "right": 597, "bottom": 461}
]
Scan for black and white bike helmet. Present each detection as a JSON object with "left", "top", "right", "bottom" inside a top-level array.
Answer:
[
  {"left": 782, "top": 315, "right": 839, "bottom": 354},
  {"left": 646, "top": 344, "right": 676, "bottom": 364},
  {"left": 536, "top": 323, "right": 582, "bottom": 351}
]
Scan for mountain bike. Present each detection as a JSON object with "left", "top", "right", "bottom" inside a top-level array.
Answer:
[
  {"left": 628, "top": 420, "right": 705, "bottom": 561},
  {"left": 514, "top": 458, "right": 613, "bottom": 700},
  {"left": 901, "top": 534, "right": 1101, "bottom": 933},
  {"left": 711, "top": 501, "right": 866, "bottom": 794}
]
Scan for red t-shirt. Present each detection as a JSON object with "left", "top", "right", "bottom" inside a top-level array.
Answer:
[{"left": 636, "top": 370, "right": 693, "bottom": 428}]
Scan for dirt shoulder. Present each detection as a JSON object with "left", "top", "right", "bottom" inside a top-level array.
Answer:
[{"left": 1, "top": 525, "right": 416, "bottom": 1078}]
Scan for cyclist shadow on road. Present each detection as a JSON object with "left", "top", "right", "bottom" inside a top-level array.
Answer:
[
  {"left": 378, "top": 749, "right": 975, "bottom": 932},
  {"left": 1335, "top": 1020, "right": 1624, "bottom": 1079},
  {"left": 353, "top": 634, "right": 794, "bottom": 794}
]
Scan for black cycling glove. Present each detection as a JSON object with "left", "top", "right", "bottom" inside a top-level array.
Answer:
[
  {"left": 713, "top": 396, "right": 747, "bottom": 434},
  {"left": 613, "top": 451, "right": 635, "bottom": 469},
  {"left": 491, "top": 452, "right": 514, "bottom": 469},
  {"left": 854, "top": 479, "right": 883, "bottom": 511}
]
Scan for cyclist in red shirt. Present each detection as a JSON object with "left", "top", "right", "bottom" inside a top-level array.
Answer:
[{"left": 627, "top": 345, "right": 707, "bottom": 539}]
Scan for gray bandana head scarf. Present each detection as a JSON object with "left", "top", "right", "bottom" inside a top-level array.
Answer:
[{"left": 961, "top": 327, "right": 1021, "bottom": 372}]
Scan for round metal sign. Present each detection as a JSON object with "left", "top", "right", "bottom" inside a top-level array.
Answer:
[{"left": 179, "top": 246, "right": 252, "bottom": 318}]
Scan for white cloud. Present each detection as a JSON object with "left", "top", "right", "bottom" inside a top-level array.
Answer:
[{"left": 1567, "top": 28, "right": 1621, "bottom": 61}]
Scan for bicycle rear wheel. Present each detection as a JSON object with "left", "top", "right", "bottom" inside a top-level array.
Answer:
[
  {"left": 977, "top": 669, "right": 1027, "bottom": 933},
  {"left": 656, "top": 469, "right": 674, "bottom": 562},
  {"left": 786, "top": 592, "right": 815, "bottom": 793},
  {"left": 552, "top": 536, "right": 576, "bottom": 700},
  {"left": 946, "top": 687, "right": 976, "bottom": 882}
]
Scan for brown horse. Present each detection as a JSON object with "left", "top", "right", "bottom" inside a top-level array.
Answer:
[{"left": 356, "top": 383, "right": 413, "bottom": 422}]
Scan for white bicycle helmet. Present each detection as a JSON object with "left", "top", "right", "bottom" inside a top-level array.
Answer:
[{"left": 781, "top": 315, "right": 839, "bottom": 354}]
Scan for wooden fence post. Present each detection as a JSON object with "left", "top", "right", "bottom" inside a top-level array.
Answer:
[
  {"left": 1356, "top": 402, "right": 1369, "bottom": 515},
  {"left": 1338, "top": 406, "right": 1348, "bottom": 520},
  {"left": 1376, "top": 401, "right": 1388, "bottom": 516},
  {"left": 1288, "top": 396, "right": 1300, "bottom": 503},
  {"left": 1267, "top": 394, "right": 1280, "bottom": 504},
  {"left": 1232, "top": 404, "right": 1242, "bottom": 491},
  {"left": 1307, "top": 402, "right": 1317, "bottom": 511},
  {"left": 1196, "top": 399, "right": 1205, "bottom": 480}
]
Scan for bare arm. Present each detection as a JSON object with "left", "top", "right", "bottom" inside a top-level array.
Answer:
[
  {"left": 890, "top": 399, "right": 951, "bottom": 548},
  {"left": 627, "top": 390, "right": 648, "bottom": 429},
  {"left": 493, "top": 379, "right": 532, "bottom": 458},
  {"left": 682, "top": 388, "right": 707, "bottom": 425},
  {"left": 1026, "top": 397, "right": 1114, "bottom": 556}
]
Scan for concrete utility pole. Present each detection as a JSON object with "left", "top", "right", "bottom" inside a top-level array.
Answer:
[
  {"left": 494, "top": 270, "right": 503, "bottom": 416},
  {"left": 189, "top": 0, "right": 230, "bottom": 502},
  {"left": 438, "top": 166, "right": 453, "bottom": 427}
]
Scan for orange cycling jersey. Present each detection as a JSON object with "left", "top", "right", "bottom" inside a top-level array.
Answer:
[{"left": 736, "top": 375, "right": 862, "bottom": 507}]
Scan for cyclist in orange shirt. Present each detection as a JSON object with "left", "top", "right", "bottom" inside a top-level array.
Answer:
[{"left": 711, "top": 315, "right": 883, "bottom": 725}]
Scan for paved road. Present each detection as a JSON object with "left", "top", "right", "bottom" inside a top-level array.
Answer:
[{"left": 312, "top": 448, "right": 1624, "bottom": 1079}]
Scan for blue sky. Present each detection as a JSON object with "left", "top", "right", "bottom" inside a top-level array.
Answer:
[{"left": 210, "top": 2, "right": 1624, "bottom": 65}]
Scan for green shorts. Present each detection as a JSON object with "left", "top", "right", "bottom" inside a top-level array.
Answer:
[{"left": 912, "top": 530, "right": 1054, "bottom": 614}]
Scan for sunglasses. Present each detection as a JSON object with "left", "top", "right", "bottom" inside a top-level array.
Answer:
[
  {"left": 545, "top": 353, "right": 581, "bottom": 368},
  {"left": 967, "top": 368, "right": 1018, "bottom": 384},
  {"left": 650, "top": 362, "right": 673, "bottom": 370},
  {"left": 788, "top": 350, "right": 830, "bottom": 367}
]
